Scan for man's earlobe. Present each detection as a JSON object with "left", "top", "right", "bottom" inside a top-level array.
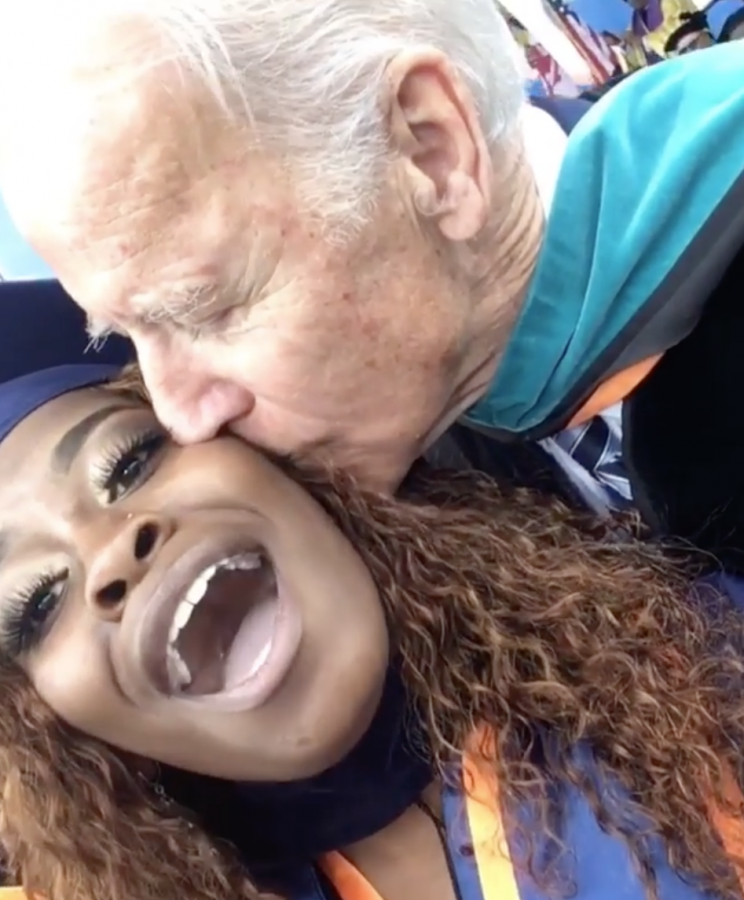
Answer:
[{"left": 385, "top": 49, "right": 492, "bottom": 241}]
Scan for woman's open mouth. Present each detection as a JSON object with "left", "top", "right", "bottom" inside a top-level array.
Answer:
[
  {"left": 166, "top": 552, "right": 277, "bottom": 694},
  {"left": 141, "top": 547, "right": 302, "bottom": 709}
]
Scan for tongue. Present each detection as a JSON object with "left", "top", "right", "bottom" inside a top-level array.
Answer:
[{"left": 223, "top": 594, "right": 279, "bottom": 689}]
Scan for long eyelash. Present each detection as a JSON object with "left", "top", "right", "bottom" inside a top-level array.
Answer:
[
  {"left": 0, "top": 571, "right": 63, "bottom": 657},
  {"left": 90, "top": 428, "right": 166, "bottom": 494}
]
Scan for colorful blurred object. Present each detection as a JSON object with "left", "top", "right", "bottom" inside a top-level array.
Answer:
[{"left": 500, "top": 0, "right": 744, "bottom": 98}]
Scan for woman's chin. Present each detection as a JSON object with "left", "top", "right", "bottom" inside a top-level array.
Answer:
[
  {"left": 287, "top": 676, "right": 393, "bottom": 783},
  {"left": 258, "top": 626, "right": 390, "bottom": 781},
  {"left": 264, "top": 674, "right": 387, "bottom": 782},
  {"left": 311, "top": 681, "right": 386, "bottom": 775},
  {"left": 159, "top": 661, "right": 388, "bottom": 783}
]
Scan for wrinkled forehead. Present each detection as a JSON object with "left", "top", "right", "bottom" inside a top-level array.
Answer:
[{"left": 0, "top": 16, "right": 238, "bottom": 258}]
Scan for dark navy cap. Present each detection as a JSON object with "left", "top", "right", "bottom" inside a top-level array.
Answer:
[{"left": 0, "top": 278, "right": 134, "bottom": 442}]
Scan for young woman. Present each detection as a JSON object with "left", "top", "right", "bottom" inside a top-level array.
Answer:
[{"left": 0, "top": 291, "right": 743, "bottom": 900}]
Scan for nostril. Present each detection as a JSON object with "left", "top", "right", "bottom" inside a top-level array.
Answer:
[
  {"left": 134, "top": 523, "right": 158, "bottom": 560},
  {"left": 97, "top": 579, "right": 127, "bottom": 607}
]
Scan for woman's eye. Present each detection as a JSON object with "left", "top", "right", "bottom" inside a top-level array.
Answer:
[
  {"left": 2, "top": 573, "right": 67, "bottom": 656},
  {"left": 112, "top": 452, "right": 148, "bottom": 498},
  {"left": 103, "top": 435, "right": 165, "bottom": 504},
  {"left": 28, "top": 581, "right": 63, "bottom": 629}
]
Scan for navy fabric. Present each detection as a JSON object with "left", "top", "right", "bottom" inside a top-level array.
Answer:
[
  {"left": 709, "top": 571, "right": 744, "bottom": 614},
  {"left": 0, "top": 278, "right": 132, "bottom": 381},
  {"left": 0, "top": 278, "right": 133, "bottom": 442},
  {"left": 236, "top": 669, "right": 431, "bottom": 869},
  {"left": 529, "top": 97, "right": 594, "bottom": 137},
  {"left": 0, "top": 364, "right": 121, "bottom": 443}
]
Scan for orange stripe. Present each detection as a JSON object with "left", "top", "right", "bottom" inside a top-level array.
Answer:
[
  {"left": 709, "top": 772, "right": 744, "bottom": 894},
  {"left": 320, "top": 740, "right": 520, "bottom": 900},
  {"left": 568, "top": 355, "right": 662, "bottom": 428},
  {"left": 463, "top": 744, "right": 521, "bottom": 900},
  {"left": 0, "top": 889, "right": 29, "bottom": 900},
  {"left": 319, "top": 852, "right": 384, "bottom": 900}
]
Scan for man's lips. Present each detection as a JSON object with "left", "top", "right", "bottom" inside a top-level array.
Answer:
[{"left": 117, "top": 535, "right": 303, "bottom": 712}]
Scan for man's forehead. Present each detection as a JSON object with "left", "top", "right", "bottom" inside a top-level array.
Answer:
[
  {"left": 5, "top": 103, "right": 231, "bottom": 302},
  {"left": 64, "top": 84, "right": 214, "bottom": 227},
  {"left": 1, "top": 31, "right": 230, "bottom": 248}
]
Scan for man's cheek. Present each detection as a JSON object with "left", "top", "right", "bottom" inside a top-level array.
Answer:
[{"left": 226, "top": 337, "right": 300, "bottom": 396}]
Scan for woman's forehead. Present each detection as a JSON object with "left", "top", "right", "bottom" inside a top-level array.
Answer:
[
  {"left": 0, "top": 387, "right": 132, "bottom": 471},
  {"left": 0, "top": 388, "right": 142, "bottom": 540}
]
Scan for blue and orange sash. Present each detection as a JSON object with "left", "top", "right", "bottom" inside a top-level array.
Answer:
[
  {"left": 296, "top": 746, "right": 744, "bottom": 900},
  {"left": 2, "top": 745, "right": 743, "bottom": 900}
]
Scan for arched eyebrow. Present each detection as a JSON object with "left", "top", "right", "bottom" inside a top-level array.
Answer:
[
  {"left": 51, "top": 403, "right": 134, "bottom": 475},
  {"left": 0, "top": 403, "right": 138, "bottom": 574}
]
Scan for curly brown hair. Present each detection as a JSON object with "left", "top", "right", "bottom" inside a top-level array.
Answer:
[{"left": 0, "top": 372, "right": 743, "bottom": 900}]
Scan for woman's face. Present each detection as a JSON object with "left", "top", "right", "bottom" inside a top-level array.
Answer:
[{"left": 0, "top": 387, "right": 388, "bottom": 781}]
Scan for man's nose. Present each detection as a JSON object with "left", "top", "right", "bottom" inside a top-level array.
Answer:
[
  {"left": 159, "top": 379, "right": 255, "bottom": 445},
  {"left": 84, "top": 513, "right": 173, "bottom": 620},
  {"left": 136, "top": 339, "right": 254, "bottom": 444}
]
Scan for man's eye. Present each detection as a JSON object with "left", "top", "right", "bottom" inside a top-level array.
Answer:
[{"left": 183, "top": 306, "right": 237, "bottom": 340}]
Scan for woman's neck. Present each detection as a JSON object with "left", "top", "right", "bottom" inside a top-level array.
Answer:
[
  {"left": 161, "top": 668, "right": 432, "bottom": 870},
  {"left": 339, "top": 783, "right": 456, "bottom": 900}
]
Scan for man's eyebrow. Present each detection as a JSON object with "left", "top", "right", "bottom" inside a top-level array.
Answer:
[
  {"left": 148, "top": 286, "right": 218, "bottom": 324},
  {"left": 51, "top": 404, "right": 135, "bottom": 475},
  {"left": 86, "top": 285, "right": 220, "bottom": 342},
  {"left": 85, "top": 316, "right": 116, "bottom": 346}
]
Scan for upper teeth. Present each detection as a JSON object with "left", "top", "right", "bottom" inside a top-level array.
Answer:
[{"left": 166, "top": 553, "right": 261, "bottom": 691}]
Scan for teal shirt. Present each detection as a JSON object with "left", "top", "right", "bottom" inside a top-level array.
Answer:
[{"left": 465, "top": 43, "right": 744, "bottom": 437}]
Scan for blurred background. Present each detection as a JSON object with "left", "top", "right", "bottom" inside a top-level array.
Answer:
[{"left": 498, "top": 0, "right": 744, "bottom": 97}]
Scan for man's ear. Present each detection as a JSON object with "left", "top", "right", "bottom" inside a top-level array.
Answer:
[{"left": 384, "top": 49, "right": 492, "bottom": 242}]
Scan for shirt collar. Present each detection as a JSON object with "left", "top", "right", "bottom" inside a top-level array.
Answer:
[{"left": 520, "top": 103, "right": 568, "bottom": 213}]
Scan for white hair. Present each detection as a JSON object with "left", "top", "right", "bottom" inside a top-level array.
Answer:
[{"left": 2, "top": 0, "right": 526, "bottom": 230}]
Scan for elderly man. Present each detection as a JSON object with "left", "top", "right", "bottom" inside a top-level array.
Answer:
[{"left": 1, "top": 1, "right": 744, "bottom": 567}]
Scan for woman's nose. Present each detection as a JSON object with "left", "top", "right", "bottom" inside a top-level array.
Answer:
[{"left": 85, "top": 513, "right": 173, "bottom": 619}]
